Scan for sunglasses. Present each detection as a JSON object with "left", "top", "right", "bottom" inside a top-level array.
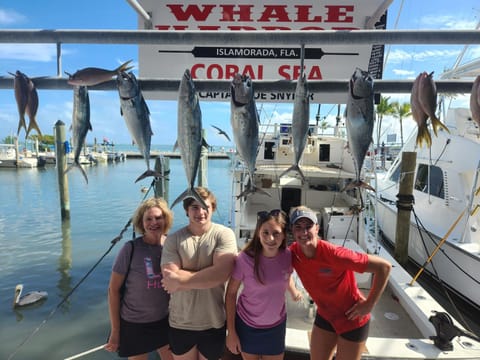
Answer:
[{"left": 257, "top": 209, "right": 284, "bottom": 221}]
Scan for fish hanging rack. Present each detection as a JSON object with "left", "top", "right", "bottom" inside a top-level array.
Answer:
[{"left": 0, "top": 29, "right": 479, "bottom": 93}]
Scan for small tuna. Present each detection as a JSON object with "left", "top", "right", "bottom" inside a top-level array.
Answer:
[
  {"left": 279, "top": 67, "right": 309, "bottom": 182},
  {"left": 470, "top": 75, "right": 480, "bottom": 127},
  {"left": 65, "top": 86, "right": 91, "bottom": 184},
  {"left": 117, "top": 71, "right": 160, "bottom": 183},
  {"left": 171, "top": 69, "right": 209, "bottom": 210},
  {"left": 67, "top": 60, "right": 133, "bottom": 86},
  {"left": 344, "top": 68, "right": 375, "bottom": 192},
  {"left": 11, "top": 70, "right": 30, "bottom": 136},
  {"left": 25, "top": 76, "right": 42, "bottom": 137}
]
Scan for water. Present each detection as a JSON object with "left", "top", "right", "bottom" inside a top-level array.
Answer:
[{"left": 0, "top": 153, "right": 233, "bottom": 360}]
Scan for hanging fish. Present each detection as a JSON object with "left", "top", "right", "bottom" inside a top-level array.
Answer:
[
  {"left": 470, "top": 75, "right": 480, "bottom": 127},
  {"left": 411, "top": 71, "right": 449, "bottom": 147},
  {"left": 11, "top": 70, "right": 29, "bottom": 136},
  {"left": 344, "top": 68, "right": 375, "bottom": 192},
  {"left": 66, "top": 60, "right": 133, "bottom": 86},
  {"left": 25, "top": 76, "right": 42, "bottom": 137}
]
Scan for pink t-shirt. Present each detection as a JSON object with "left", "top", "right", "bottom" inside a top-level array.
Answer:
[{"left": 231, "top": 249, "right": 292, "bottom": 328}]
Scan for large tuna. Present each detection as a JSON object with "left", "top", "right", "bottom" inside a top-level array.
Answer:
[
  {"left": 171, "top": 69, "right": 208, "bottom": 210},
  {"left": 344, "top": 68, "right": 375, "bottom": 192},
  {"left": 117, "top": 71, "right": 160, "bottom": 183}
]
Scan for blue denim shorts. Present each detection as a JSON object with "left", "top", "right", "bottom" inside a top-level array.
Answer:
[{"left": 235, "top": 313, "right": 286, "bottom": 355}]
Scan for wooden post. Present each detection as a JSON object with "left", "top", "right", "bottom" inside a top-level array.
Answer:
[
  {"left": 394, "top": 151, "right": 416, "bottom": 265},
  {"left": 198, "top": 129, "right": 208, "bottom": 187},
  {"left": 55, "top": 120, "right": 70, "bottom": 220},
  {"left": 154, "top": 155, "right": 170, "bottom": 201},
  {"left": 14, "top": 137, "right": 19, "bottom": 167}
]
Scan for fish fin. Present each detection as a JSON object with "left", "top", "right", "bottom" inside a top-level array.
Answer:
[
  {"left": 65, "top": 162, "right": 89, "bottom": 184},
  {"left": 173, "top": 140, "right": 178, "bottom": 152},
  {"left": 202, "top": 138, "right": 209, "bottom": 149},
  {"left": 430, "top": 115, "right": 450, "bottom": 137},
  {"left": 416, "top": 124, "right": 432, "bottom": 148},
  {"left": 17, "top": 115, "right": 27, "bottom": 136},
  {"left": 236, "top": 181, "right": 271, "bottom": 200},
  {"left": 135, "top": 170, "right": 163, "bottom": 183},
  {"left": 171, "top": 188, "right": 209, "bottom": 212},
  {"left": 278, "top": 164, "right": 306, "bottom": 182}
]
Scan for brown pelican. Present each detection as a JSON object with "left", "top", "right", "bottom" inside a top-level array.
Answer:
[{"left": 12, "top": 284, "right": 48, "bottom": 308}]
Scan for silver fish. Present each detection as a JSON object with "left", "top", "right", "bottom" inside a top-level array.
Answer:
[
  {"left": 65, "top": 85, "right": 91, "bottom": 184},
  {"left": 11, "top": 70, "right": 29, "bottom": 136},
  {"left": 117, "top": 71, "right": 160, "bottom": 183},
  {"left": 279, "top": 71, "right": 309, "bottom": 181},
  {"left": 171, "top": 69, "right": 208, "bottom": 210},
  {"left": 416, "top": 71, "right": 449, "bottom": 140},
  {"left": 67, "top": 60, "right": 133, "bottom": 86},
  {"left": 410, "top": 73, "right": 431, "bottom": 147},
  {"left": 470, "top": 75, "right": 480, "bottom": 128},
  {"left": 344, "top": 68, "right": 375, "bottom": 192},
  {"left": 25, "top": 76, "right": 42, "bottom": 137},
  {"left": 230, "top": 73, "right": 268, "bottom": 199}
]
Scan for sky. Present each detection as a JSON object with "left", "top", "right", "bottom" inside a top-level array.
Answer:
[{"left": 0, "top": 0, "right": 479, "bottom": 147}]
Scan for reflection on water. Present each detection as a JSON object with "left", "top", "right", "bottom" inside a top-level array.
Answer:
[{"left": 0, "top": 158, "right": 233, "bottom": 359}]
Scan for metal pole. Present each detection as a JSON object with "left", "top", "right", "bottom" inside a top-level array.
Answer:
[
  {"left": 198, "top": 129, "right": 208, "bottom": 188},
  {"left": 54, "top": 120, "right": 70, "bottom": 220}
]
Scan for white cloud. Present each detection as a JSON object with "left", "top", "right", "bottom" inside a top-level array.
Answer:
[
  {"left": 0, "top": 44, "right": 58, "bottom": 62},
  {"left": 392, "top": 69, "right": 415, "bottom": 77},
  {"left": 420, "top": 14, "right": 478, "bottom": 30},
  {"left": 0, "top": 9, "right": 26, "bottom": 26}
]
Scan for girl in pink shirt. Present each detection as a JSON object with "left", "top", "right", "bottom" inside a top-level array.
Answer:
[{"left": 225, "top": 209, "right": 302, "bottom": 360}]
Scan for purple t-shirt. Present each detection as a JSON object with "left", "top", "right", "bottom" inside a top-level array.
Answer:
[
  {"left": 113, "top": 237, "right": 169, "bottom": 323},
  {"left": 231, "top": 249, "right": 292, "bottom": 328}
]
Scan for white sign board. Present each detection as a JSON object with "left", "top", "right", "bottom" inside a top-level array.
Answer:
[{"left": 138, "top": 0, "right": 389, "bottom": 102}]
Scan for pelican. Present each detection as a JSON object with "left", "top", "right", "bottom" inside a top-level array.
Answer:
[{"left": 13, "top": 284, "right": 48, "bottom": 308}]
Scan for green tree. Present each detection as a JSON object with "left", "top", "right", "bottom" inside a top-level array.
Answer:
[
  {"left": 391, "top": 102, "right": 412, "bottom": 147},
  {"left": 375, "top": 96, "right": 395, "bottom": 146}
]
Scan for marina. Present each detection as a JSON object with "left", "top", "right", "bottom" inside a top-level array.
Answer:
[{"left": 1, "top": 1, "right": 480, "bottom": 359}]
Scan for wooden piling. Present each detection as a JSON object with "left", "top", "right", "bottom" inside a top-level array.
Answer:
[
  {"left": 198, "top": 129, "right": 208, "bottom": 187},
  {"left": 14, "top": 137, "right": 19, "bottom": 167},
  {"left": 394, "top": 151, "right": 416, "bottom": 265},
  {"left": 154, "top": 155, "right": 170, "bottom": 201},
  {"left": 54, "top": 120, "right": 70, "bottom": 220}
]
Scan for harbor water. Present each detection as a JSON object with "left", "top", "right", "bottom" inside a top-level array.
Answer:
[{"left": 0, "top": 150, "right": 233, "bottom": 360}]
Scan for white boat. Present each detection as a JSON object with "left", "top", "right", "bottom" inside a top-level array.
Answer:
[
  {"left": 0, "top": 144, "right": 41, "bottom": 168},
  {"left": 372, "top": 107, "right": 480, "bottom": 314},
  {"left": 229, "top": 121, "right": 480, "bottom": 358}
]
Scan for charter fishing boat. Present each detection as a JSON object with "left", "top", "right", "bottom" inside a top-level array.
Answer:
[
  {"left": 229, "top": 120, "right": 480, "bottom": 358},
  {"left": 372, "top": 106, "right": 480, "bottom": 315}
]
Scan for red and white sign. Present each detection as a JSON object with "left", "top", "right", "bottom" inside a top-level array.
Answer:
[{"left": 137, "top": 0, "right": 389, "bottom": 102}]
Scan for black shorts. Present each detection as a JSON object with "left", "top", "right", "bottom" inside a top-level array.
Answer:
[
  {"left": 118, "top": 316, "right": 170, "bottom": 357},
  {"left": 314, "top": 312, "right": 370, "bottom": 342},
  {"left": 169, "top": 325, "right": 226, "bottom": 360}
]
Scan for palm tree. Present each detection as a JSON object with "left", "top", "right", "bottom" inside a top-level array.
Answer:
[
  {"left": 391, "top": 101, "right": 412, "bottom": 147},
  {"left": 375, "top": 96, "right": 395, "bottom": 146}
]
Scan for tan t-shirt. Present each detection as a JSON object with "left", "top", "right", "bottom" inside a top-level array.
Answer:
[{"left": 161, "top": 223, "right": 238, "bottom": 330}]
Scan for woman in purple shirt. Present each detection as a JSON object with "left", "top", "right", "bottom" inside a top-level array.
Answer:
[{"left": 225, "top": 209, "right": 302, "bottom": 360}]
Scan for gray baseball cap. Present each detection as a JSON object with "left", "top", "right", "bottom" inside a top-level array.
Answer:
[{"left": 290, "top": 209, "right": 318, "bottom": 224}]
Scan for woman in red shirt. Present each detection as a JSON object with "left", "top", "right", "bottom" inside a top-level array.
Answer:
[{"left": 288, "top": 206, "right": 391, "bottom": 360}]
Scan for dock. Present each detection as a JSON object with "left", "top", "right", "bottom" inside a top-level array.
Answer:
[{"left": 124, "top": 151, "right": 232, "bottom": 159}]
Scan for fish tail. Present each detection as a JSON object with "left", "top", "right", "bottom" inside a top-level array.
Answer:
[
  {"left": 17, "top": 115, "right": 27, "bottom": 135},
  {"left": 279, "top": 164, "right": 306, "bottom": 182},
  {"left": 26, "top": 118, "right": 42, "bottom": 138},
  {"left": 116, "top": 60, "right": 134, "bottom": 74},
  {"left": 416, "top": 124, "right": 432, "bottom": 148},
  {"left": 171, "top": 187, "right": 209, "bottom": 211},
  {"left": 236, "top": 181, "right": 271, "bottom": 200},
  {"left": 64, "top": 162, "right": 89, "bottom": 184},
  {"left": 430, "top": 115, "right": 450, "bottom": 136},
  {"left": 134, "top": 169, "right": 163, "bottom": 183}
]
